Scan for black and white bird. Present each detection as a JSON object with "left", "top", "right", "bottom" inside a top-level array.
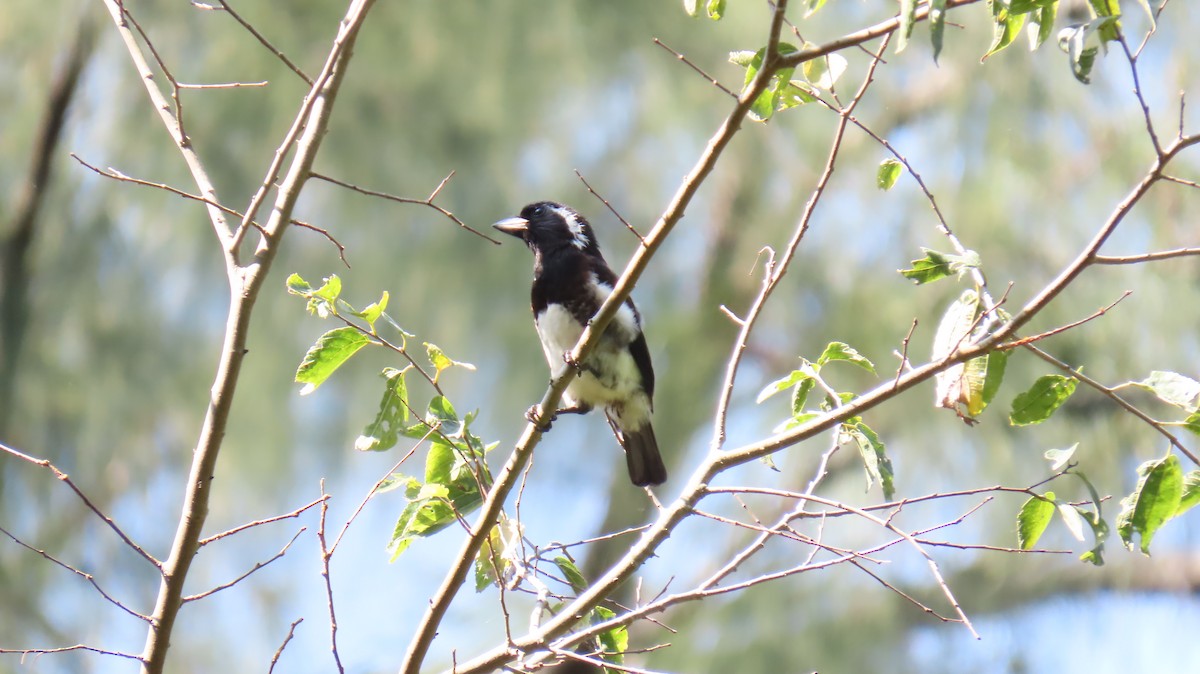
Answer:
[{"left": 494, "top": 201, "right": 667, "bottom": 487}]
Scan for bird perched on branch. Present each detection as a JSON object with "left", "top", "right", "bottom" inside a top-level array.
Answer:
[{"left": 493, "top": 201, "right": 666, "bottom": 487}]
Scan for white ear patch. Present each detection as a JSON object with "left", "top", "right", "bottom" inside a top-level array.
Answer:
[{"left": 552, "top": 205, "right": 589, "bottom": 250}]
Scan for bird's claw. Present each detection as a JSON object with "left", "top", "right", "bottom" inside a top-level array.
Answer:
[
  {"left": 525, "top": 404, "right": 556, "bottom": 431},
  {"left": 561, "top": 351, "right": 584, "bottom": 374}
]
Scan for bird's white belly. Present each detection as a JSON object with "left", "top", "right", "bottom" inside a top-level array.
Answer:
[{"left": 535, "top": 304, "right": 644, "bottom": 411}]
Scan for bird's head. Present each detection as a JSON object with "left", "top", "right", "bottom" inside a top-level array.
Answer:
[{"left": 493, "top": 201, "right": 599, "bottom": 256}]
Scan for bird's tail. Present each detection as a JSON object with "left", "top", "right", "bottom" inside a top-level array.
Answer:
[{"left": 611, "top": 418, "right": 667, "bottom": 487}]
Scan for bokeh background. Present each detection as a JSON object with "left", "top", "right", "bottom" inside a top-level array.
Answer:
[{"left": 2, "top": 1, "right": 1198, "bottom": 672}]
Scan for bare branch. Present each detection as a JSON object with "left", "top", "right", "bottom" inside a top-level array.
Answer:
[
  {"left": 0, "top": 525, "right": 151, "bottom": 622},
  {"left": 183, "top": 529, "right": 305, "bottom": 602},
  {"left": 999, "top": 291, "right": 1133, "bottom": 350},
  {"left": 0, "top": 442, "right": 160, "bottom": 569},
  {"left": 0, "top": 644, "right": 144, "bottom": 662},
  {"left": 317, "top": 483, "right": 345, "bottom": 674},
  {"left": 652, "top": 38, "right": 736, "bottom": 98},
  {"left": 1093, "top": 246, "right": 1200, "bottom": 264},
  {"left": 575, "top": 169, "right": 644, "bottom": 243},
  {"left": 268, "top": 619, "right": 304, "bottom": 674},
  {"left": 310, "top": 171, "right": 500, "bottom": 244},
  {"left": 193, "top": 0, "right": 314, "bottom": 85}
]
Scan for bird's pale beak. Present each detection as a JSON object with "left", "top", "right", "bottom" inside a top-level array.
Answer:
[{"left": 492, "top": 216, "right": 529, "bottom": 238}]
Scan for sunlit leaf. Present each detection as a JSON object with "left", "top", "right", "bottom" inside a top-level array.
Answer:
[
  {"left": 425, "top": 342, "right": 476, "bottom": 383},
  {"left": 1130, "top": 371, "right": 1200, "bottom": 410},
  {"left": 353, "top": 290, "right": 389, "bottom": 331},
  {"left": 817, "top": 341, "right": 876, "bottom": 374},
  {"left": 355, "top": 367, "right": 410, "bottom": 451},
  {"left": 1057, "top": 501, "right": 1086, "bottom": 541},
  {"left": 1177, "top": 471, "right": 1200, "bottom": 518},
  {"left": 554, "top": 556, "right": 589, "bottom": 594},
  {"left": 295, "top": 326, "right": 370, "bottom": 395},
  {"left": 1116, "top": 455, "right": 1183, "bottom": 555},
  {"left": 706, "top": 0, "right": 726, "bottom": 20},
  {"left": 757, "top": 367, "right": 813, "bottom": 403},
  {"left": 982, "top": 2, "right": 1027, "bottom": 61},
  {"left": 802, "top": 52, "right": 847, "bottom": 90},
  {"left": 1043, "top": 442, "right": 1078, "bottom": 471},
  {"left": 896, "top": 0, "right": 917, "bottom": 54},
  {"left": 683, "top": 0, "right": 699, "bottom": 17},
  {"left": 1017, "top": 493, "right": 1055, "bottom": 549},
  {"left": 930, "top": 0, "right": 948, "bottom": 62},
  {"left": 1027, "top": 2, "right": 1057, "bottom": 50},
  {"left": 1009, "top": 374, "right": 1077, "bottom": 425},
  {"left": 844, "top": 420, "right": 895, "bottom": 500},
  {"left": 877, "top": 158, "right": 903, "bottom": 190}
]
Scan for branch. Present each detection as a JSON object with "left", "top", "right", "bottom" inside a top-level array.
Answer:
[
  {"left": 0, "top": 442, "right": 160, "bottom": 569},
  {"left": 398, "top": 2, "right": 799, "bottom": 670},
  {"left": 113, "top": 1, "right": 380, "bottom": 671},
  {"left": 182, "top": 529, "right": 305, "bottom": 602}
]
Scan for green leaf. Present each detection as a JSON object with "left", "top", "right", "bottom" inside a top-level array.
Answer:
[
  {"left": 802, "top": 52, "right": 847, "bottom": 90},
  {"left": 1131, "top": 371, "right": 1200, "bottom": 411},
  {"left": 732, "top": 43, "right": 801, "bottom": 123},
  {"left": 900, "top": 248, "right": 961, "bottom": 284},
  {"left": 791, "top": 376, "right": 816, "bottom": 419},
  {"left": 982, "top": 1, "right": 1027, "bottom": 61},
  {"left": 1078, "top": 508, "right": 1109, "bottom": 566},
  {"left": 295, "top": 326, "right": 371, "bottom": 395},
  {"left": 474, "top": 516, "right": 518, "bottom": 591},
  {"left": 426, "top": 395, "right": 462, "bottom": 437},
  {"left": 896, "top": 0, "right": 918, "bottom": 54},
  {"left": 424, "top": 440, "right": 456, "bottom": 485},
  {"left": 930, "top": 0, "right": 949, "bottom": 62},
  {"left": 1087, "top": 0, "right": 1121, "bottom": 39},
  {"left": 1043, "top": 442, "right": 1078, "bottom": 471},
  {"left": 285, "top": 272, "right": 312, "bottom": 295},
  {"left": 933, "top": 290, "right": 982, "bottom": 416},
  {"left": 1057, "top": 15, "right": 1119, "bottom": 84},
  {"left": 593, "top": 605, "right": 628, "bottom": 668},
  {"left": 1181, "top": 411, "right": 1200, "bottom": 437},
  {"left": 1176, "top": 471, "right": 1200, "bottom": 518},
  {"left": 777, "top": 81, "right": 818, "bottom": 109},
  {"left": 979, "top": 348, "right": 1008, "bottom": 414},
  {"left": 1027, "top": 2, "right": 1058, "bottom": 50},
  {"left": 706, "top": 0, "right": 725, "bottom": 20},
  {"left": 1057, "top": 501, "right": 1086, "bottom": 541},
  {"left": 352, "top": 290, "right": 389, "bottom": 331},
  {"left": 683, "top": 0, "right": 699, "bottom": 17},
  {"left": 387, "top": 476, "right": 457, "bottom": 560},
  {"left": 757, "top": 368, "right": 813, "bottom": 403},
  {"left": 1009, "top": 374, "right": 1077, "bottom": 426},
  {"left": 310, "top": 274, "right": 343, "bottom": 318},
  {"left": 355, "top": 368, "right": 410, "bottom": 451},
  {"left": 1009, "top": 0, "right": 1056, "bottom": 13},
  {"left": 1017, "top": 494, "right": 1055, "bottom": 550},
  {"left": 817, "top": 342, "right": 876, "bottom": 374},
  {"left": 554, "top": 556, "right": 589, "bottom": 594},
  {"left": 844, "top": 420, "right": 895, "bottom": 500},
  {"left": 804, "top": 0, "right": 827, "bottom": 18},
  {"left": 877, "top": 158, "right": 903, "bottom": 190},
  {"left": 424, "top": 342, "right": 476, "bottom": 384},
  {"left": 1116, "top": 455, "right": 1184, "bottom": 555}
]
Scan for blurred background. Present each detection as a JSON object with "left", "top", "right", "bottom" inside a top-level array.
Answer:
[{"left": 1, "top": 1, "right": 1198, "bottom": 672}]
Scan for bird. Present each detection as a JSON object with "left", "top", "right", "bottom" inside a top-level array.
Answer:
[{"left": 493, "top": 201, "right": 667, "bottom": 487}]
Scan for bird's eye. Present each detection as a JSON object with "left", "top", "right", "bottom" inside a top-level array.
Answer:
[{"left": 532, "top": 205, "right": 545, "bottom": 216}]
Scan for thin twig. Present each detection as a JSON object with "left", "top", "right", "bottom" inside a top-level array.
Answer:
[
  {"left": 199, "top": 496, "right": 326, "bottom": 546},
  {"left": 1093, "top": 246, "right": 1200, "bottom": 264},
  {"left": 268, "top": 619, "right": 304, "bottom": 674},
  {"left": 183, "top": 529, "right": 305, "bottom": 602},
  {"left": 652, "top": 39, "right": 736, "bottom": 98},
  {"left": 575, "top": 169, "right": 644, "bottom": 243},
  {"left": 0, "top": 644, "right": 144, "bottom": 661},
  {"left": 0, "top": 442, "right": 160, "bottom": 569},
  {"left": 310, "top": 171, "right": 500, "bottom": 244},
  {"left": 0, "top": 525, "right": 151, "bottom": 622},
  {"left": 998, "top": 291, "right": 1132, "bottom": 349},
  {"left": 317, "top": 482, "right": 345, "bottom": 674},
  {"left": 194, "top": 0, "right": 314, "bottom": 85}
]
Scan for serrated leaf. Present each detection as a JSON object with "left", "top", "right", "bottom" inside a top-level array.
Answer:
[
  {"left": 295, "top": 327, "right": 370, "bottom": 395},
  {"left": 1009, "top": 374, "right": 1077, "bottom": 426},
  {"left": 896, "top": 0, "right": 918, "bottom": 54},
  {"left": 817, "top": 342, "right": 876, "bottom": 374},
  {"left": 930, "top": 0, "right": 948, "bottom": 62},
  {"left": 1057, "top": 501, "right": 1086, "bottom": 541},
  {"left": 1131, "top": 371, "right": 1200, "bottom": 411},
  {"left": 554, "top": 556, "right": 589, "bottom": 594},
  {"left": 1116, "top": 455, "right": 1183, "bottom": 555},
  {"left": 877, "top": 159, "right": 903, "bottom": 190},
  {"left": 734, "top": 43, "right": 801, "bottom": 123},
  {"left": 791, "top": 376, "right": 816, "bottom": 418},
  {"left": 844, "top": 420, "right": 895, "bottom": 500},
  {"left": 355, "top": 367, "right": 410, "bottom": 451},
  {"left": 1176, "top": 471, "right": 1200, "bottom": 518},
  {"left": 1017, "top": 495, "right": 1055, "bottom": 549},
  {"left": 309, "top": 275, "right": 343, "bottom": 318},
  {"left": 900, "top": 248, "right": 956, "bottom": 284},
  {"left": 1043, "top": 443, "right": 1079, "bottom": 471}
]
